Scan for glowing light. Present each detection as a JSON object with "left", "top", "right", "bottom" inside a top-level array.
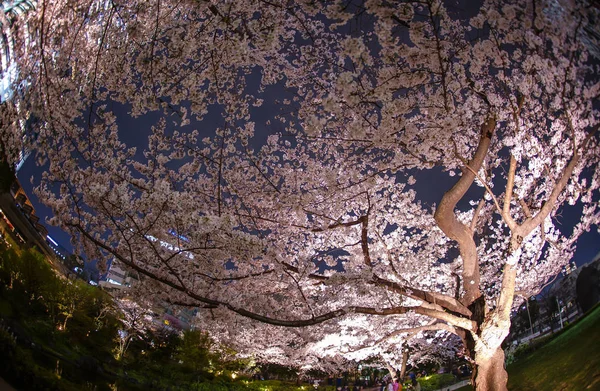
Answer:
[{"left": 47, "top": 235, "right": 59, "bottom": 246}]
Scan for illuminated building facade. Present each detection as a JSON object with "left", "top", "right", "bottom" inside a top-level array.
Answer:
[
  {"left": 0, "top": 1, "right": 36, "bottom": 170},
  {"left": 100, "top": 260, "right": 139, "bottom": 291},
  {"left": 46, "top": 235, "right": 71, "bottom": 261}
]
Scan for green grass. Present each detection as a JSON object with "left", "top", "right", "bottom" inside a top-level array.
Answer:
[
  {"left": 451, "top": 304, "right": 600, "bottom": 391},
  {"left": 506, "top": 304, "right": 600, "bottom": 391}
]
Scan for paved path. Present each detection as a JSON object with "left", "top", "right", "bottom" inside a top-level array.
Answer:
[
  {"left": 433, "top": 379, "right": 470, "bottom": 391},
  {"left": 352, "top": 379, "right": 471, "bottom": 391},
  {"left": 0, "top": 377, "right": 15, "bottom": 391}
]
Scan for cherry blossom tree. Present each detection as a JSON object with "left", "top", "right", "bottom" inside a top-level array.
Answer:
[
  {"left": 2, "top": 0, "right": 600, "bottom": 389},
  {"left": 202, "top": 310, "right": 461, "bottom": 380},
  {"left": 114, "top": 296, "right": 154, "bottom": 360},
  {"left": 304, "top": 317, "right": 462, "bottom": 382}
]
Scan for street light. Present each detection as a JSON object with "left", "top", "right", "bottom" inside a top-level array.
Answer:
[
  {"left": 525, "top": 298, "right": 533, "bottom": 335},
  {"left": 556, "top": 297, "right": 563, "bottom": 329}
]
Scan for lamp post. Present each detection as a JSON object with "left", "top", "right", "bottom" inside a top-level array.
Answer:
[
  {"left": 525, "top": 298, "right": 533, "bottom": 335},
  {"left": 556, "top": 297, "right": 563, "bottom": 329}
]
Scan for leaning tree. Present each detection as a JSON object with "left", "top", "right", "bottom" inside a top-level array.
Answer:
[{"left": 2, "top": 0, "right": 599, "bottom": 389}]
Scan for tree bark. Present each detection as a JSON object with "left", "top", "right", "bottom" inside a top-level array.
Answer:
[
  {"left": 434, "top": 117, "right": 496, "bottom": 307},
  {"left": 399, "top": 348, "right": 408, "bottom": 381},
  {"left": 472, "top": 347, "right": 508, "bottom": 391},
  {"left": 386, "top": 362, "right": 397, "bottom": 382}
]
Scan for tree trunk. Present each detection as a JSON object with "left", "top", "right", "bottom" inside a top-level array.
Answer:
[
  {"left": 386, "top": 363, "right": 397, "bottom": 382},
  {"left": 62, "top": 314, "right": 71, "bottom": 331},
  {"left": 472, "top": 347, "right": 508, "bottom": 391},
  {"left": 399, "top": 348, "right": 408, "bottom": 381}
]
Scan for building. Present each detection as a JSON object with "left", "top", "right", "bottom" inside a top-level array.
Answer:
[
  {"left": 0, "top": 2, "right": 35, "bottom": 102},
  {"left": 0, "top": 1, "right": 36, "bottom": 170},
  {"left": 562, "top": 260, "right": 577, "bottom": 276},
  {"left": 99, "top": 260, "right": 139, "bottom": 292},
  {"left": 46, "top": 234, "right": 71, "bottom": 261},
  {"left": 9, "top": 178, "right": 47, "bottom": 239}
]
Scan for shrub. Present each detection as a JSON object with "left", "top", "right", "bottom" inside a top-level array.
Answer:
[
  {"left": 196, "top": 379, "right": 318, "bottom": 391},
  {"left": 192, "top": 382, "right": 230, "bottom": 391},
  {"left": 511, "top": 333, "right": 556, "bottom": 362},
  {"left": 417, "top": 374, "right": 456, "bottom": 391},
  {"left": 0, "top": 328, "right": 81, "bottom": 391}
]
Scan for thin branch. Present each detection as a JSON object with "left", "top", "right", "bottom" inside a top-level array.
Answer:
[
  {"left": 502, "top": 155, "right": 518, "bottom": 231},
  {"left": 469, "top": 197, "right": 486, "bottom": 232},
  {"left": 457, "top": 153, "right": 502, "bottom": 218},
  {"left": 521, "top": 124, "right": 599, "bottom": 235}
]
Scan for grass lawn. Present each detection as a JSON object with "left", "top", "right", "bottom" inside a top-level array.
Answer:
[
  {"left": 506, "top": 304, "right": 600, "bottom": 390},
  {"left": 453, "top": 304, "right": 600, "bottom": 391}
]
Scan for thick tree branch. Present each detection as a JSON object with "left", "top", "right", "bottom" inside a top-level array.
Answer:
[
  {"left": 360, "top": 215, "right": 373, "bottom": 267},
  {"left": 502, "top": 155, "right": 518, "bottom": 231},
  {"left": 68, "top": 221, "right": 476, "bottom": 329},
  {"left": 374, "top": 323, "right": 458, "bottom": 346},
  {"left": 371, "top": 275, "right": 471, "bottom": 317},
  {"left": 434, "top": 117, "right": 496, "bottom": 306},
  {"left": 311, "top": 215, "right": 366, "bottom": 232},
  {"left": 416, "top": 307, "right": 476, "bottom": 331}
]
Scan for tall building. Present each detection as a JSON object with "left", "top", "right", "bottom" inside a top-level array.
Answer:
[
  {"left": 0, "top": 1, "right": 35, "bottom": 100},
  {"left": 0, "top": 1, "right": 36, "bottom": 170}
]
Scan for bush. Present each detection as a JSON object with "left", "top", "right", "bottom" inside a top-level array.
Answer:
[
  {"left": 417, "top": 374, "right": 456, "bottom": 391},
  {"left": 193, "top": 382, "right": 230, "bottom": 391},
  {"left": 0, "top": 328, "right": 81, "bottom": 391},
  {"left": 245, "top": 380, "right": 303, "bottom": 391},
  {"left": 510, "top": 332, "right": 556, "bottom": 362},
  {"left": 192, "top": 379, "right": 316, "bottom": 391}
]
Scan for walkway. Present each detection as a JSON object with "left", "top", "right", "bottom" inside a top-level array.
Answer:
[
  {"left": 433, "top": 379, "right": 470, "bottom": 391},
  {"left": 0, "top": 377, "right": 15, "bottom": 391},
  {"left": 363, "top": 379, "right": 470, "bottom": 391}
]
